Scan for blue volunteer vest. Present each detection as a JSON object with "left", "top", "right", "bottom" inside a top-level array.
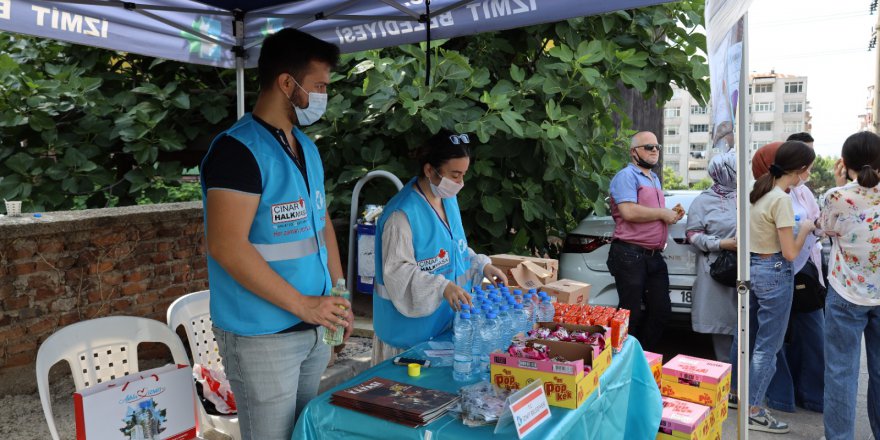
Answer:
[
  {"left": 201, "top": 114, "right": 331, "bottom": 335},
  {"left": 373, "top": 177, "right": 472, "bottom": 349}
]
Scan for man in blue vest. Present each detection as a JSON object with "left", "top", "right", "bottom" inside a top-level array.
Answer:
[{"left": 200, "top": 28, "right": 350, "bottom": 439}]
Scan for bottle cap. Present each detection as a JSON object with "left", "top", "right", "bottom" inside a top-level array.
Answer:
[{"left": 408, "top": 363, "right": 421, "bottom": 377}]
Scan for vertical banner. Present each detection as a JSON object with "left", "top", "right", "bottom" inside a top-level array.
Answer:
[{"left": 706, "top": 0, "right": 754, "bottom": 153}]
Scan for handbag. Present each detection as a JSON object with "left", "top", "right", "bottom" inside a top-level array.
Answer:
[
  {"left": 792, "top": 260, "right": 826, "bottom": 312},
  {"left": 709, "top": 250, "right": 737, "bottom": 287}
]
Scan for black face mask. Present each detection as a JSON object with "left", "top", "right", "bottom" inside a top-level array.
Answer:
[{"left": 632, "top": 149, "right": 655, "bottom": 170}]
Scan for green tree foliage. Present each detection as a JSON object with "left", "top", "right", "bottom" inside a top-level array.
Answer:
[
  {"left": 689, "top": 177, "right": 712, "bottom": 190},
  {"left": 0, "top": 35, "right": 234, "bottom": 210},
  {"left": 663, "top": 167, "right": 688, "bottom": 190},
  {"left": 0, "top": 2, "right": 708, "bottom": 255},
  {"left": 807, "top": 155, "right": 838, "bottom": 196}
]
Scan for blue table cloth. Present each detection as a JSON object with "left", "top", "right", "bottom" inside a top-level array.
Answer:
[{"left": 293, "top": 337, "right": 661, "bottom": 439}]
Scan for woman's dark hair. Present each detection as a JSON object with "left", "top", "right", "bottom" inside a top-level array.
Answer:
[
  {"left": 749, "top": 141, "right": 815, "bottom": 204},
  {"left": 841, "top": 131, "right": 880, "bottom": 188},
  {"left": 258, "top": 28, "right": 340, "bottom": 89},
  {"left": 418, "top": 129, "right": 472, "bottom": 177}
]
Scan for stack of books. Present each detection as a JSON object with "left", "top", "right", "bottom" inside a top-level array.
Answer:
[{"left": 330, "top": 377, "right": 460, "bottom": 427}]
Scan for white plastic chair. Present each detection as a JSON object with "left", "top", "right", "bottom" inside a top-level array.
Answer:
[
  {"left": 167, "top": 290, "right": 240, "bottom": 440},
  {"left": 35, "top": 316, "right": 195, "bottom": 440}
]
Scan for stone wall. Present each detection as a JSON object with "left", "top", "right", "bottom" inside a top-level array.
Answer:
[{"left": 0, "top": 202, "right": 207, "bottom": 375}]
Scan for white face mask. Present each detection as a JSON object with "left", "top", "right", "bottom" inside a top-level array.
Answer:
[
  {"left": 287, "top": 79, "right": 327, "bottom": 126},
  {"left": 430, "top": 169, "right": 463, "bottom": 199}
]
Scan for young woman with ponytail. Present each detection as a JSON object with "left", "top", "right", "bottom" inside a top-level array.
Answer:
[
  {"left": 818, "top": 131, "right": 880, "bottom": 440},
  {"left": 741, "top": 141, "right": 816, "bottom": 433}
]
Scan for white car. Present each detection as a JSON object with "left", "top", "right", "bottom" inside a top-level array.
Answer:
[{"left": 559, "top": 190, "right": 701, "bottom": 317}]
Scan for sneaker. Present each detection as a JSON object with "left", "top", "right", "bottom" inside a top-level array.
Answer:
[
  {"left": 748, "top": 408, "right": 790, "bottom": 434},
  {"left": 728, "top": 393, "right": 738, "bottom": 409}
]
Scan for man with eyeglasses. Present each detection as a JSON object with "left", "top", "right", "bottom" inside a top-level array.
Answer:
[{"left": 606, "top": 131, "right": 683, "bottom": 351}]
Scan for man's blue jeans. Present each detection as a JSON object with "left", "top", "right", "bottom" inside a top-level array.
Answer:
[
  {"left": 766, "top": 308, "right": 825, "bottom": 413},
  {"left": 730, "top": 253, "right": 793, "bottom": 409},
  {"left": 214, "top": 326, "right": 331, "bottom": 440},
  {"left": 823, "top": 285, "right": 880, "bottom": 440}
]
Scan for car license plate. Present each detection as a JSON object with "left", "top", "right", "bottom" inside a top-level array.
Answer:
[{"left": 670, "top": 289, "right": 692, "bottom": 307}]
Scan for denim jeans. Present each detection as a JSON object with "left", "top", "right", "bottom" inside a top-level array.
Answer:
[
  {"left": 214, "top": 326, "right": 330, "bottom": 440},
  {"left": 729, "top": 253, "right": 793, "bottom": 408},
  {"left": 823, "top": 285, "right": 880, "bottom": 440},
  {"left": 607, "top": 241, "right": 671, "bottom": 351},
  {"left": 766, "top": 308, "right": 825, "bottom": 413}
]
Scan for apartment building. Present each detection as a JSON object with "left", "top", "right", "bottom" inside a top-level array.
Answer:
[{"left": 663, "top": 72, "right": 811, "bottom": 184}]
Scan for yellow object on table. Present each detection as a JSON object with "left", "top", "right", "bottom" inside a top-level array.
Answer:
[{"left": 407, "top": 363, "right": 421, "bottom": 377}]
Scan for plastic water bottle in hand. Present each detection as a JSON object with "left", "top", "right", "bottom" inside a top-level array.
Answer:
[
  {"left": 453, "top": 312, "right": 474, "bottom": 382},
  {"left": 323, "top": 279, "right": 349, "bottom": 346}
]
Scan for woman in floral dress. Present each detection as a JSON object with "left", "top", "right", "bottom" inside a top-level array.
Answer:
[{"left": 818, "top": 131, "right": 880, "bottom": 440}]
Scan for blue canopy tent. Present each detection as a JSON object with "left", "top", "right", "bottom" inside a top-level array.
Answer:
[
  {"left": 2, "top": 0, "right": 676, "bottom": 117},
  {"left": 3, "top": 2, "right": 759, "bottom": 438}
]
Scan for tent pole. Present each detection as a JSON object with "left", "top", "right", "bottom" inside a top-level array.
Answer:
[
  {"left": 736, "top": 11, "right": 751, "bottom": 440},
  {"left": 233, "top": 10, "right": 246, "bottom": 119}
]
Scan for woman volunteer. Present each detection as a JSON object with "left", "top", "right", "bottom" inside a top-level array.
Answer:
[{"left": 371, "top": 130, "right": 508, "bottom": 365}]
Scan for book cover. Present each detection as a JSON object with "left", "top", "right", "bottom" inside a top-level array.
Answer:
[{"left": 331, "top": 377, "right": 458, "bottom": 420}]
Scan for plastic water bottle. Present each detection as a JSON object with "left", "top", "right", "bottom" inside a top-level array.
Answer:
[
  {"left": 453, "top": 312, "right": 474, "bottom": 382},
  {"left": 497, "top": 303, "right": 513, "bottom": 348},
  {"left": 323, "top": 279, "right": 349, "bottom": 346},
  {"left": 538, "top": 295, "right": 555, "bottom": 323},
  {"left": 522, "top": 293, "right": 535, "bottom": 331},
  {"left": 512, "top": 303, "right": 528, "bottom": 336},
  {"left": 479, "top": 312, "right": 500, "bottom": 381},
  {"left": 455, "top": 304, "right": 471, "bottom": 328},
  {"left": 793, "top": 214, "right": 801, "bottom": 236}
]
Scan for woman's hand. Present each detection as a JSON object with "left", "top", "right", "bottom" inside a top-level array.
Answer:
[
  {"left": 798, "top": 218, "right": 816, "bottom": 236},
  {"left": 483, "top": 264, "right": 509, "bottom": 286},
  {"left": 834, "top": 159, "right": 849, "bottom": 187},
  {"left": 719, "top": 238, "right": 737, "bottom": 251},
  {"left": 443, "top": 282, "right": 472, "bottom": 312}
]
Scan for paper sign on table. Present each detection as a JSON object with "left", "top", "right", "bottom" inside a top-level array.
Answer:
[{"left": 494, "top": 380, "right": 551, "bottom": 438}]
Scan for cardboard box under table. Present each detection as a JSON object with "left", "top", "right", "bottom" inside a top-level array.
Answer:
[
  {"left": 644, "top": 351, "right": 663, "bottom": 387},
  {"left": 660, "top": 355, "right": 731, "bottom": 408},
  {"left": 656, "top": 396, "right": 711, "bottom": 440},
  {"left": 489, "top": 324, "right": 612, "bottom": 409}
]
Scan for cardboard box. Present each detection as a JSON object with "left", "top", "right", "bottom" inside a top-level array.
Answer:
[
  {"left": 657, "top": 396, "right": 711, "bottom": 440},
  {"left": 706, "top": 399, "right": 729, "bottom": 431},
  {"left": 645, "top": 351, "right": 663, "bottom": 387},
  {"left": 661, "top": 355, "right": 731, "bottom": 407},
  {"left": 490, "top": 339, "right": 612, "bottom": 409},
  {"left": 491, "top": 254, "right": 559, "bottom": 284},
  {"left": 533, "top": 322, "right": 609, "bottom": 360},
  {"left": 541, "top": 279, "right": 591, "bottom": 305}
]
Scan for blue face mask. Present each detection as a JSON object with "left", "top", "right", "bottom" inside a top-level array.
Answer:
[{"left": 287, "top": 78, "right": 327, "bottom": 126}]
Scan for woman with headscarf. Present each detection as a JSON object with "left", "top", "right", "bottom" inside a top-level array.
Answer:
[{"left": 686, "top": 152, "right": 738, "bottom": 363}]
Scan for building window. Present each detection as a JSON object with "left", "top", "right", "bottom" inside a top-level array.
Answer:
[
  {"left": 784, "top": 121, "right": 804, "bottom": 132},
  {"left": 666, "top": 161, "right": 680, "bottom": 170},
  {"left": 689, "top": 163, "right": 707, "bottom": 171},
  {"left": 754, "top": 84, "right": 773, "bottom": 93},
  {"left": 754, "top": 102, "right": 774, "bottom": 112},
  {"left": 690, "top": 124, "right": 709, "bottom": 133},
  {"left": 690, "top": 105, "right": 708, "bottom": 115},
  {"left": 753, "top": 122, "right": 773, "bottom": 131},
  {"left": 666, "top": 144, "right": 680, "bottom": 154},
  {"left": 785, "top": 81, "right": 804, "bottom": 94},
  {"left": 664, "top": 107, "right": 680, "bottom": 118},
  {"left": 690, "top": 143, "right": 706, "bottom": 151},
  {"left": 751, "top": 141, "right": 764, "bottom": 150},
  {"left": 784, "top": 101, "right": 804, "bottom": 113},
  {"left": 664, "top": 126, "right": 679, "bottom": 136}
]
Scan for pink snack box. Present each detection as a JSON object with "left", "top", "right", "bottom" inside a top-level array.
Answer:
[
  {"left": 662, "top": 354, "right": 731, "bottom": 387},
  {"left": 659, "top": 396, "right": 710, "bottom": 438}
]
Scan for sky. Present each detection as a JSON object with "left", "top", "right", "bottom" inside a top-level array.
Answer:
[{"left": 747, "top": 0, "right": 876, "bottom": 158}]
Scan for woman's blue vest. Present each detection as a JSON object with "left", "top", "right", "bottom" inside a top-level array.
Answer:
[
  {"left": 373, "top": 178, "right": 471, "bottom": 349},
  {"left": 201, "top": 114, "right": 330, "bottom": 335}
]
